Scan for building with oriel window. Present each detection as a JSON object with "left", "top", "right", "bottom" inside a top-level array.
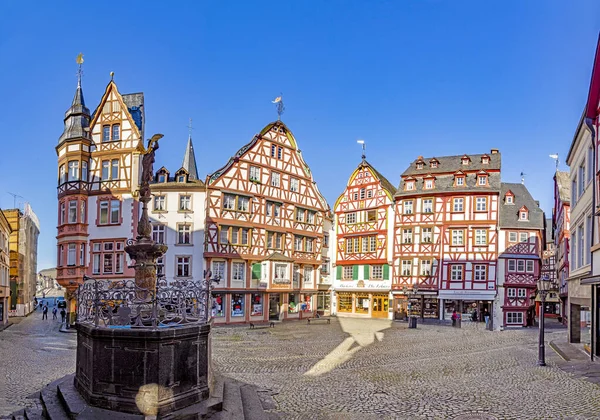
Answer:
[
  {"left": 149, "top": 135, "right": 205, "bottom": 284},
  {"left": 393, "top": 151, "right": 501, "bottom": 322},
  {"left": 204, "top": 120, "right": 329, "bottom": 324},
  {"left": 331, "top": 159, "right": 395, "bottom": 319},
  {"left": 494, "top": 183, "right": 545, "bottom": 329}
]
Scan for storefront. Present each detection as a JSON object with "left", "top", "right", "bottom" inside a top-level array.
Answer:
[
  {"left": 333, "top": 291, "right": 391, "bottom": 319},
  {"left": 391, "top": 291, "right": 439, "bottom": 320},
  {"left": 316, "top": 291, "right": 331, "bottom": 316}
]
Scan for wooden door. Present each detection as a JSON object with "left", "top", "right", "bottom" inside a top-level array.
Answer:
[{"left": 372, "top": 297, "right": 389, "bottom": 318}]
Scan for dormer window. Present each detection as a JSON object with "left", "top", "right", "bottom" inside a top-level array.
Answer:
[
  {"left": 430, "top": 159, "right": 439, "bottom": 168},
  {"left": 415, "top": 156, "right": 425, "bottom": 170},
  {"left": 416, "top": 163, "right": 423, "bottom": 170},
  {"left": 158, "top": 174, "right": 166, "bottom": 183},
  {"left": 178, "top": 175, "right": 186, "bottom": 183},
  {"left": 455, "top": 176, "right": 465, "bottom": 187},
  {"left": 519, "top": 206, "right": 529, "bottom": 221},
  {"left": 423, "top": 176, "right": 435, "bottom": 190},
  {"left": 406, "top": 181, "right": 415, "bottom": 191},
  {"left": 505, "top": 191, "right": 514, "bottom": 204},
  {"left": 461, "top": 156, "right": 471, "bottom": 165},
  {"left": 478, "top": 175, "right": 487, "bottom": 186},
  {"left": 481, "top": 155, "right": 490, "bottom": 164}
]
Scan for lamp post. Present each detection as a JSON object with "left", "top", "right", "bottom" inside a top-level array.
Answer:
[{"left": 537, "top": 274, "right": 551, "bottom": 366}]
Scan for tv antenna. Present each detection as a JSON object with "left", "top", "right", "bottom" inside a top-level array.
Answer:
[
  {"left": 7, "top": 192, "right": 25, "bottom": 209},
  {"left": 549, "top": 153, "right": 559, "bottom": 169}
]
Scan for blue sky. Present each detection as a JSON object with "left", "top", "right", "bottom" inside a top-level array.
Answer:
[{"left": 0, "top": 1, "right": 599, "bottom": 270}]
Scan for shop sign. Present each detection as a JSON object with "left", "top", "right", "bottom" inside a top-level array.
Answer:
[
  {"left": 336, "top": 281, "right": 390, "bottom": 290},
  {"left": 259, "top": 282, "right": 268, "bottom": 288},
  {"left": 273, "top": 278, "right": 291, "bottom": 284}
]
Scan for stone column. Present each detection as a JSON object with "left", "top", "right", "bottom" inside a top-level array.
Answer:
[{"left": 569, "top": 303, "right": 581, "bottom": 343}]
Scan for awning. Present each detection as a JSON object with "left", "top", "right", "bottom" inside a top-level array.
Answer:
[{"left": 437, "top": 290, "right": 497, "bottom": 301}]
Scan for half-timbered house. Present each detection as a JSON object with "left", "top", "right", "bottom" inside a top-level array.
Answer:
[
  {"left": 494, "top": 183, "right": 544, "bottom": 329},
  {"left": 331, "top": 160, "right": 395, "bottom": 319},
  {"left": 149, "top": 135, "right": 206, "bottom": 285},
  {"left": 56, "top": 76, "right": 144, "bottom": 318},
  {"left": 393, "top": 151, "right": 501, "bottom": 321},
  {"left": 204, "top": 120, "right": 329, "bottom": 324}
]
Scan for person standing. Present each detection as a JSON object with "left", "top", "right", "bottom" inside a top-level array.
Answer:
[
  {"left": 52, "top": 307, "right": 58, "bottom": 320},
  {"left": 484, "top": 309, "right": 491, "bottom": 330},
  {"left": 60, "top": 308, "right": 66, "bottom": 323},
  {"left": 451, "top": 310, "right": 457, "bottom": 327},
  {"left": 42, "top": 305, "right": 48, "bottom": 320}
]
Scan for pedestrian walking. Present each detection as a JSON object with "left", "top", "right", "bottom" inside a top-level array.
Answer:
[
  {"left": 52, "top": 307, "right": 58, "bottom": 320},
  {"left": 42, "top": 305, "right": 48, "bottom": 320},
  {"left": 60, "top": 308, "right": 66, "bottom": 323},
  {"left": 451, "top": 310, "right": 457, "bottom": 327}
]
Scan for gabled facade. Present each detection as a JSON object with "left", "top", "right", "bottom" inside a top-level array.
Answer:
[
  {"left": 494, "top": 183, "right": 544, "bottom": 329},
  {"left": 553, "top": 171, "right": 571, "bottom": 322},
  {"left": 149, "top": 135, "right": 206, "bottom": 285},
  {"left": 393, "top": 150, "right": 501, "bottom": 321},
  {"left": 56, "top": 75, "right": 145, "bottom": 319},
  {"left": 331, "top": 160, "right": 395, "bottom": 318},
  {"left": 204, "top": 120, "right": 329, "bottom": 324}
]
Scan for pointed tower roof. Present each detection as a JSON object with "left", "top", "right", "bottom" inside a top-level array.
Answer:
[
  {"left": 182, "top": 135, "right": 199, "bottom": 180},
  {"left": 58, "top": 80, "right": 91, "bottom": 144}
]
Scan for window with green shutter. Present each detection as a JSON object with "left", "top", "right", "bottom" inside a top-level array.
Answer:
[
  {"left": 337, "top": 265, "right": 342, "bottom": 280},
  {"left": 383, "top": 264, "right": 390, "bottom": 280},
  {"left": 364, "top": 265, "right": 370, "bottom": 280},
  {"left": 251, "top": 263, "right": 262, "bottom": 280},
  {"left": 352, "top": 265, "right": 358, "bottom": 280}
]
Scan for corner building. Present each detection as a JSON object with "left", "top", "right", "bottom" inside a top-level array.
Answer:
[
  {"left": 331, "top": 160, "right": 395, "bottom": 319},
  {"left": 393, "top": 151, "right": 501, "bottom": 320},
  {"left": 204, "top": 121, "right": 329, "bottom": 324}
]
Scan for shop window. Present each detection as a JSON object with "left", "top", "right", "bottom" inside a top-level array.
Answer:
[
  {"left": 212, "top": 293, "right": 224, "bottom": 317},
  {"left": 506, "top": 312, "right": 523, "bottom": 324},
  {"left": 337, "top": 293, "right": 352, "bottom": 312},
  {"left": 356, "top": 295, "right": 369, "bottom": 314},
  {"left": 251, "top": 293, "right": 263, "bottom": 316},
  {"left": 317, "top": 292, "right": 331, "bottom": 311},
  {"left": 231, "top": 294, "right": 244, "bottom": 317},
  {"left": 288, "top": 294, "right": 299, "bottom": 313}
]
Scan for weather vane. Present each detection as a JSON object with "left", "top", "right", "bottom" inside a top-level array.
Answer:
[
  {"left": 272, "top": 94, "right": 285, "bottom": 120},
  {"left": 357, "top": 140, "right": 366, "bottom": 161},
  {"left": 187, "top": 118, "right": 194, "bottom": 138},
  {"left": 76, "top": 53, "right": 84, "bottom": 86},
  {"left": 520, "top": 172, "right": 527, "bottom": 185},
  {"left": 549, "top": 153, "right": 559, "bottom": 169}
]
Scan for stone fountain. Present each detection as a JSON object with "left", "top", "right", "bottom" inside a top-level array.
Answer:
[{"left": 73, "top": 134, "right": 213, "bottom": 417}]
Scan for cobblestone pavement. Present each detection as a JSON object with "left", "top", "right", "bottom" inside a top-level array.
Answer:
[
  {"left": 0, "top": 313, "right": 76, "bottom": 416},
  {"left": 212, "top": 318, "right": 600, "bottom": 420}
]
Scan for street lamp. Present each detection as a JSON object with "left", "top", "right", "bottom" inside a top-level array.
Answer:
[{"left": 537, "top": 274, "right": 551, "bottom": 366}]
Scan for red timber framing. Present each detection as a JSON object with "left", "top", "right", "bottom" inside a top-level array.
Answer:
[
  {"left": 334, "top": 161, "right": 394, "bottom": 266},
  {"left": 393, "top": 152, "right": 502, "bottom": 301},
  {"left": 204, "top": 120, "right": 329, "bottom": 324}
]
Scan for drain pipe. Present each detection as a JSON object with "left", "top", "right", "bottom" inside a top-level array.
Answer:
[{"left": 585, "top": 116, "right": 597, "bottom": 361}]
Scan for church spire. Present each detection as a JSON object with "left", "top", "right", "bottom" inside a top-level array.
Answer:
[
  {"left": 58, "top": 53, "right": 90, "bottom": 144},
  {"left": 182, "top": 118, "right": 199, "bottom": 180}
]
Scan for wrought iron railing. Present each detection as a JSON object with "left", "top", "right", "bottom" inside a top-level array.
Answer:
[{"left": 76, "top": 276, "right": 211, "bottom": 328}]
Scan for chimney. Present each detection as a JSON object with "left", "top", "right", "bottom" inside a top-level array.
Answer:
[{"left": 490, "top": 148, "right": 499, "bottom": 154}]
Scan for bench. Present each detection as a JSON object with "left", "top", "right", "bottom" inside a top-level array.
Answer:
[
  {"left": 249, "top": 322, "right": 275, "bottom": 329},
  {"left": 307, "top": 317, "right": 331, "bottom": 325}
]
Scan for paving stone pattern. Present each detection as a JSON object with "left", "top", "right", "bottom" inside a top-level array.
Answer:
[
  {"left": 0, "top": 313, "right": 76, "bottom": 417},
  {"left": 212, "top": 318, "right": 600, "bottom": 420}
]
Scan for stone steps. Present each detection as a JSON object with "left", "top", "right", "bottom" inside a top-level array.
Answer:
[{"left": 8, "top": 374, "right": 278, "bottom": 420}]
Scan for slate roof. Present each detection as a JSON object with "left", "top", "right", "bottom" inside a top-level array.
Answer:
[
  {"left": 57, "top": 82, "right": 91, "bottom": 144},
  {"left": 395, "top": 152, "right": 501, "bottom": 198},
  {"left": 182, "top": 136, "right": 199, "bottom": 181},
  {"left": 545, "top": 218, "right": 553, "bottom": 243},
  {"left": 401, "top": 152, "right": 501, "bottom": 177},
  {"left": 555, "top": 171, "right": 571, "bottom": 204},
  {"left": 122, "top": 93, "right": 145, "bottom": 138},
  {"left": 265, "top": 252, "right": 294, "bottom": 262},
  {"left": 499, "top": 183, "right": 545, "bottom": 229}
]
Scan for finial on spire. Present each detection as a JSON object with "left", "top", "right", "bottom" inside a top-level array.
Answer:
[
  {"left": 110, "top": 71, "right": 115, "bottom": 81},
  {"left": 357, "top": 140, "right": 366, "bottom": 161},
  {"left": 76, "top": 53, "right": 84, "bottom": 87},
  {"left": 521, "top": 171, "right": 526, "bottom": 185},
  {"left": 187, "top": 118, "right": 194, "bottom": 139},
  {"left": 549, "top": 153, "right": 559, "bottom": 169},
  {"left": 272, "top": 94, "right": 285, "bottom": 120}
]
